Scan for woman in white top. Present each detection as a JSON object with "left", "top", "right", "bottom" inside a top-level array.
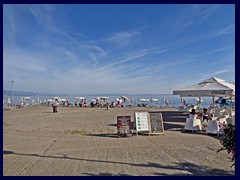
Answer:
[{"left": 189, "top": 108, "right": 198, "bottom": 119}]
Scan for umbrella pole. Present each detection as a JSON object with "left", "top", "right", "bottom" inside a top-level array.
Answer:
[
  {"left": 230, "top": 95, "right": 233, "bottom": 118},
  {"left": 212, "top": 96, "right": 214, "bottom": 107}
]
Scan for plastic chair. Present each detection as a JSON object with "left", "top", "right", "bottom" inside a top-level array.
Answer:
[
  {"left": 184, "top": 118, "right": 202, "bottom": 133},
  {"left": 206, "top": 120, "right": 224, "bottom": 136}
]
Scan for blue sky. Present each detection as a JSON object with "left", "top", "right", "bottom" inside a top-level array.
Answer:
[{"left": 3, "top": 4, "right": 235, "bottom": 94}]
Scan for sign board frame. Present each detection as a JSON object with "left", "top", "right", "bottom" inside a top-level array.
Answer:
[
  {"left": 134, "top": 112, "right": 150, "bottom": 136},
  {"left": 117, "top": 116, "right": 132, "bottom": 138},
  {"left": 149, "top": 112, "right": 164, "bottom": 135}
]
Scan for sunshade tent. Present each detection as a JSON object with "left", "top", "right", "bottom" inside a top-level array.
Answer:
[{"left": 173, "top": 77, "right": 235, "bottom": 97}]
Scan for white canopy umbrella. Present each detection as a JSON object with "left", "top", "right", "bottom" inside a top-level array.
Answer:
[
  {"left": 193, "top": 97, "right": 203, "bottom": 103},
  {"left": 24, "top": 97, "right": 31, "bottom": 100},
  {"left": 7, "top": 97, "right": 11, "bottom": 104},
  {"left": 173, "top": 77, "right": 235, "bottom": 97},
  {"left": 151, "top": 98, "right": 159, "bottom": 102},
  {"left": 121, "top": 96, "right": 130, "bottom": 102},
  {"left": 99, "top": 97, "right": 108, "bottom": 100},
  {"left": 74, "top": 97, "right": 86, "bottom": 100},
  {"left": 121, "top": 96, "right": 130, "bottom": 107},
  {"left": 20, "top": 97, "right": 24, "bottom": 104},
  {"left": 138, "top": 98, "right": 150, "bottom": 102},
  {"left": 99, "top": 97, "right": 108, "bottom": 103},
  {"left": 54, "top": 97, "right": 61, "bottom": 101},
  {"left": 173, "top": 77, "right": 235, "bottom": 116},
  {"left": 115, "top": 98, "right": 122, "bottom": 102}
]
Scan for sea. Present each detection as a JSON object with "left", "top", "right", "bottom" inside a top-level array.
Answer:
[{"left": 3, "top": 90, "right": 214, "bottom": 108}]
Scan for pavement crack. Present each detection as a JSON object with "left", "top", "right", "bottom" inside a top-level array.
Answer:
[{"left": 19, "top": 139, "right": 57, "bottom": 176}]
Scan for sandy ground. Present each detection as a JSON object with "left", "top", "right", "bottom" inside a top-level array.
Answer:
[{"left": 3, "top": 106, "right": 235, "bottom": 176}]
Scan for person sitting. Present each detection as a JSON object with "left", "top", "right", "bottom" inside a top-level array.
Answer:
[
  {"left": 189, "top": 108, "right": 198, "bottom": 119},
  {"left": 201, "top": 108, "right": 212, "bottom": 121}
]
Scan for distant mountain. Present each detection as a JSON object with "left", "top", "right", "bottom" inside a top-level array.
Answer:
[{"left": 3, "top": 90, "right": 70, "bottom": 96}]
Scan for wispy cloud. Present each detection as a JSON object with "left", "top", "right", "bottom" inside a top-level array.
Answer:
[
  {"left": 214, "top": 24, "right": 235, "bottom": 36},
  {"left": 191, "top": 4, "right": 221, "bottom": 24},
  {"left": 3, "top": 50, "right": 46, "bottom": 73},
  {"left": 173, "top": 4, "right": 221, "bottom": 29},
  {"left": 28, "top": 4, "right": 107, "bottom": 65},
  {"left": 3, "top": 4, "right": 234, "bottom": 94},
  {"left": 98, "top": 48, "right": 168, "bottom": 70},
  {"left": 202, "top": 70, "right": 229, "bottom": 78},
  {"left": 104, "top": 30, "right": 141, "bottom": 46}
]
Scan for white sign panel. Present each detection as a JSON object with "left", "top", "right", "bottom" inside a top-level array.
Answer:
[{"left": 135, "top": 112, "right": 150, "bottom": 131}]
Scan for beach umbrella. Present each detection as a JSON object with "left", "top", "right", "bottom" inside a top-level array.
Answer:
[
  {"left": 138, "top": 98, "right": 150, "bottom": 102},
  {"left": 150, "top": 98, "right": 159, "bottom": 102},
  {"left": 121, "top": 96, "right": 130, "bottom": 107},
  {"left": 121, "top": 96, "right": 130, "bottom": 102},
  {"left": 193, "top": 97, "right": 203, "bottom": 103},
  {"left": 99, "top": 97, "right": 108, "bottom": 103},
  {"left": 165, "top": 99, "right": 169, "bottom": 106},
  {"left": 116, "top": 98, "right": 122, "bottom": 102},
  {"left": 32, "top": 99, "right": 35, "bottom": 104},
  {"left": 74, "top": 97, "right": 85, "bottom": 100},
  {"left": 99, "top": 96, "right": 108, "bottom": 100},
  {"left": 3, "top": 99, "right": 6, "bottom": 105},
  {"left": 7, "top": 97, "right": 11, "bottom": 104},
  {"left": 162, "top": 97, "right": 166, "bottom": 106},
  {"left": 20, "top": 98, "right": 24, "bottom": 103},
  {"left": 24, "top": 97, "right": 31, "bottom": 100},
  {"left": 54, "top": 97, "right": 61, "bottom": 101}
]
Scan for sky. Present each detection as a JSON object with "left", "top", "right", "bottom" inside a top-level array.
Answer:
[{"left": 3, "top": 4, "right": 235, "bottom": 95}]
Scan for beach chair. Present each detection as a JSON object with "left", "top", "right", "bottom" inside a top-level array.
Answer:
[{"left": 184, "top": 118, "right": 202, "bottom": 133}]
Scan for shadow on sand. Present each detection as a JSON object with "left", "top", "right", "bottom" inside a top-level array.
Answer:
[{"left": 3, "top": 150, "right": 234, "bottom": 176}]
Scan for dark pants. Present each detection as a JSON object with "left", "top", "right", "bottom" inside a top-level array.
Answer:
[
  {"left": 203, "top": 116, "right": 208, "bottom": 121},
  {"left": 53, "top": 106, "right": 58, "bottom": 113}
]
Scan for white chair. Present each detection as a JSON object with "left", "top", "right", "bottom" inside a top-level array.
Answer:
[
  {"left": 184, "top": 118, "right": 202, "bottom": 132},
  {"left": 206, "top": 120, "right": 224, "bottom": 136},
  {"left": 206, "top": 120, "right": 219, "bottom": 135}
]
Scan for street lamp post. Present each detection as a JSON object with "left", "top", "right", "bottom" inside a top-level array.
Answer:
[{"left": 11, "top": 80, "right": 14, "bottom": 108}]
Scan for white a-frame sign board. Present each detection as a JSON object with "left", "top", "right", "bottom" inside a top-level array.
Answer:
[{"left": 135, "top": 112, "right": 150, "bottom": 136}]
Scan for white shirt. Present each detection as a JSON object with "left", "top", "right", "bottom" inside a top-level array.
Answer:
[{"left": 189, "top": 113, "right": 197, "bottom": 119}]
